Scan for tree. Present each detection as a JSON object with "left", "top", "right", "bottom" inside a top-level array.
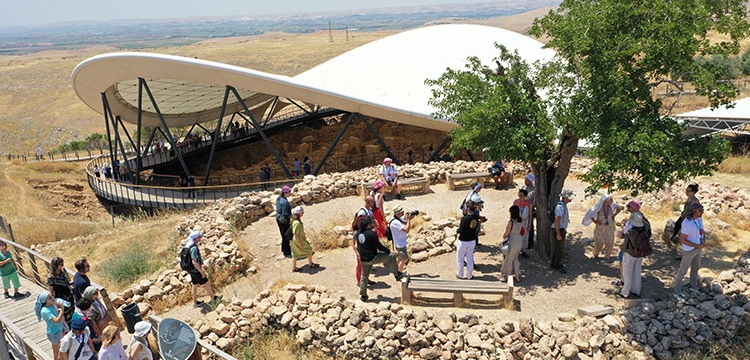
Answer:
[{"left": 426, "top": 0, "right": 748, "bottom": 259}]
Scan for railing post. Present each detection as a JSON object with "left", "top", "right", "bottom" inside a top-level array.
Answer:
[
  {"left": 27, "top": 252, "right": 42, "bottom": 286},
  {"left": 0, "top": 323, "right": 9, "bottom": 359}
]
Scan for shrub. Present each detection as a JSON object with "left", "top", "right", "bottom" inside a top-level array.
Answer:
[{"left": 100, "top": 248, "right": 159, "bottom": 286}]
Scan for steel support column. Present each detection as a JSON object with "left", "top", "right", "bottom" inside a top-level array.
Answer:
[
  {"left": 229, "top": 86, "right": 293, "bottom": 178},
  {"left": 102, "top": 94, "right": 115, "bottom": 170},
  {"left": 139, "top": 78, "right": 192, "bottom": 178},
  {"left": 136, "top": 79, "right": 143, "bottom": 184},
  {"left": 115, "top": 116, "right": 135, "bottom": 182},
  {"left": 359, "top": 116, "right": 399, "bottom": 165},
  {"left": 313, "top": 112, "right": 357, "bottom": 175},
  {"left": 203, "top": 87, "right": 231, "bottom": 186},
  {"left": 102, "top": 98, "right": 132, "bottom": 183},
  {"left": 429, "top": 135, "right": 452, "bottom": 162}
]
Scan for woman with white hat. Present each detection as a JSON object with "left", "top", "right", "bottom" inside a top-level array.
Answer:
[
  {"left": 291, "top": 206, "right": 318, "bottom": 272},
  {"left": 130, "top": 321, "right": 153, "bottom": 360}
]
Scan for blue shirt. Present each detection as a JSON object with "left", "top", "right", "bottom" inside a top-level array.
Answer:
[
  {"left": 72, "top": 273, "right": 90, "bottom": 302},
  {"left": 41, "top": 306, "right": 64, "bottom": 334},
  {"left": 276, "top": 195, "right": 291, "bottom": 221},
  {"left": 551, "top": 202, "right": 569, "bottom": 230}
]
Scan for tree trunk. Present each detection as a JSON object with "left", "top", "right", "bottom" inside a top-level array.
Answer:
[{"left": 533, "top": 129, "right": 579, "bottom": 260}]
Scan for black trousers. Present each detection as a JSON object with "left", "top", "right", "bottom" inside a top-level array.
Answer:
[
  {"left": 550, "top": 228, "right": 567, "bottom": 269},
  {"left": 277, "top": 218, "right": 292, "bottom": 256}
]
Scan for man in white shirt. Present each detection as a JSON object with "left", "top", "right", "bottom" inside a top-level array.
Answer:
[
  {"left": 356, "top": 196, "right": 375, "bottom": 218},
  {"left": 389, "top": 205, "right": 413, "bottom": 272},
  {"left": 379, "top": 158, "right": 403, "bottom": 200},
  {"left": 60, "top": 318, "right": 95, "bottom": 360}
]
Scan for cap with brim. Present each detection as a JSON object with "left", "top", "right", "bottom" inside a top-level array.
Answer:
[
  {"left": 281, "top": 186, "right": 291, "bottom": 193},
  {"left": 71, "top": 318, "right": 87, "bottom": 330},
  {"left": 383, "top": 158, "right": 392, "bottom": 163},
  {"left": 560, "top": 189, "right": 575, "bottom": 199},
  {"left": 627, "top": 200, "right": 641, "bottom": 212},
  {"left": 188, "top": 230, "right": 202, "bottom": 241},
  {"left": 392, "top": 205, "right": 404, "bottom": 214},
  {"left": 293, "top": 206, "right": 304, "bottom": 215}
]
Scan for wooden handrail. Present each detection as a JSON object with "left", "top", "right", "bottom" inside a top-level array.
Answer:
[
  {"left": 0, "top": 312, "right": 54, "bottom": 360},
  {"left": 0, "top": 235, "right": 118, "bottom": 327}
]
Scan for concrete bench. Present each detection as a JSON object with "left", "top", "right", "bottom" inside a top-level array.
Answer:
[
  {"left": 445, "top": 171, "right": 514, "bottom": 190},
  {"left": 401, "top": 276, "right": 514, "bottom": 307},
  {"left": 357, "top": 175, "right": 431, "bottom": 199}
]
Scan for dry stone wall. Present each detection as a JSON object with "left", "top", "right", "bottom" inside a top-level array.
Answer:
[{"left": 105, "top": 158, "right": 750, "bottom": 359}]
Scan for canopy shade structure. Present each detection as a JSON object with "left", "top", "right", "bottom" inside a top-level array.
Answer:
[
  {"left": 71, "top": 24, "right": 555, "bottom": 132},
  {"left": 675, "top": 97, "right": 750, "bottom": 137}
]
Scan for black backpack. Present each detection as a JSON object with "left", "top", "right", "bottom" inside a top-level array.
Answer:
[
  {"left": 385, "top": 218, "right": 400, "bottom": 241},
  {"left": 180, "top": 245, "right": 196, "bottom": 271},
  {"left": 548, "top": 201, "right": 564, "bottom": 223},
  {"left": 629, "top": 218, "right": 653, "bottom": 258}
]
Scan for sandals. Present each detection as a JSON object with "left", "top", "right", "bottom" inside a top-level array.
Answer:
[{"left": 310, "top": 263, "right": 320, "bottom": 269}]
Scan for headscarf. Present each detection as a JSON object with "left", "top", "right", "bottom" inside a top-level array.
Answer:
[
  {"left": 627, "top": 200, "right": 641, "bottom": 212},
  {"left": 83, "top": 286, "right": 98, "bottom": 300},
  {"left": 582, "top": 194, "right": 614, "bottom": 226},
  {"left": 185, "top": 230, "right": 202, "bottom": 248},
  {"left": 35, "top": 291, "right": 51, "bottom": 321},
  {"left": 472, "top": 183, "right": 482, "bottom": 192}
]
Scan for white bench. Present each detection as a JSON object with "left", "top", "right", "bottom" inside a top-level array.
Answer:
[
  {"left": 401, "top": 276, "right": 514, "bottom": 307},
  {"left": 357, "top": 175, "right": 431, "bottom": 199},
  {"left": 445, "top": 171, "right": 514, "bottom": 191}
]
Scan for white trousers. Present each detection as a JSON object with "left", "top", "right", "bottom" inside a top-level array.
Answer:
[
  {"left": 456, "top": 240, "right": 476, "bottom": 279},
  {"left": 620, "top": 252, "right": 643, "bottom": 297}
]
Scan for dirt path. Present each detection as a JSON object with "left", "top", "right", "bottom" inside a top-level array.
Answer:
[{"left": 197, "top": 178, "right": 738, "bottom": 323}]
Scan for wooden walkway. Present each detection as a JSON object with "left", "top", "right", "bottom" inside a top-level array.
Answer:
[{"left": 0, "top": 276, "right": 53, "bottom": 356}]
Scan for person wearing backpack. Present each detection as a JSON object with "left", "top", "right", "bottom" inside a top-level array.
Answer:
[
  {"left": 182, "top": 231, "right": 219, "bottom": 307},
  {"left": 370, "top": 181, "right": 387, "bottom": 238},
  {"left": 619, "top": 200, "right": 650, "bottom": 299},
  {"left": 674, "top": 203, "right": 706, "bottom": 301},
  {"left": 356, "top": 216, "right": 406, "bottom": 302}
]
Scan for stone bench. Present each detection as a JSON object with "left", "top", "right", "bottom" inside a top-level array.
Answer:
[
  {"left": 401, "top": 276, "right": 514, "bottom": 307},
  {"left": 357, "top": 176, "right": 431, "bottom": 199},
  {"left": 445, "top": 171, "right": 514, "bottom": 190}
]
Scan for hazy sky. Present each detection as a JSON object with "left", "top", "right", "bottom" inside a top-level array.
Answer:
[{"left": 3, "top": 0, "right": 505, "bottom": 27}]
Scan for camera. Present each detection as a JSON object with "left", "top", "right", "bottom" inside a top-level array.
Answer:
[{"left": 408, "top": 210, "right": 420, "bottom": 218}]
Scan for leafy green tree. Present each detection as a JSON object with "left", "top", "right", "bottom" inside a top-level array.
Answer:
[{"left": 427, "top": 0, "right": 748, "bottom": 259}]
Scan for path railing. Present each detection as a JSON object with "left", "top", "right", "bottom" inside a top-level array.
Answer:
[{"left": 0, "top": 312, "right": 54, "bottom": 360}]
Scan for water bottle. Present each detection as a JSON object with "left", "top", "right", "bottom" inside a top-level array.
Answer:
[{"left": 55, "top": 298, "right": 71, "bottom": 307}]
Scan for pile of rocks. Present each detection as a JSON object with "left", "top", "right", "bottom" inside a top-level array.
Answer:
[
  {"left": 184, "top": 257, "right": 750, "bottom": 360},
  {"left": 640, "top": 181, "right": 750, "bottom": 218},
  {"left": 109, "top": 161, "right": 496, "bottom": 313}
]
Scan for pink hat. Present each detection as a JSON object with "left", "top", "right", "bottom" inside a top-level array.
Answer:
[
  {"left": 281, "top": 186, "right": 291, "bottom": 193},
  {"left": 627, "top": 200, "right": 641, "bottom": 211},
  {"left": 383, "top": 157, "right": 392, "bottom": 163},
  {"left": 373, "top": 180, "right": 385, "bottom": 190}
]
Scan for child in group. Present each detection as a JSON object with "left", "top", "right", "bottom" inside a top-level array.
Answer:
[
  {"left": 0, "top": 241, "right": 24, "bottom": 298},
  {"left": 35, "top": 291, "right": 65, "bottom": 360}
]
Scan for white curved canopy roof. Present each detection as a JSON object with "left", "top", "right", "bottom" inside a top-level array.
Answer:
[
  {"left": 72, "top": 24, "right": 554, "bottom": 132},
  {"left": 675, "top": 97, "right": 750, "bottom": 136}
]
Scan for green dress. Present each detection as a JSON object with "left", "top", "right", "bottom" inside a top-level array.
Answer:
[{"left": 291, "top": 220, "right": 314, "bottom": 260}]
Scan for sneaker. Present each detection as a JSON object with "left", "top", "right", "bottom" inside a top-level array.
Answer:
[
  {"left": 360, "top": 295, "right": 368, "bottom": 302},
  {"left": 611, "top": 280, "right": 624, "bottom": 287},
  {"left": 194, "top": 300, "right": 205, "bottom": 307},
  {"left": 13, "top": 292, "right": 25, "bottom": 298},
  {"left": 395, "top": 271, "right": 407, "bottom": 281},
  {"left": 396, "top": 194, "right": 404, "bottom": 200},
  {"left": 3, "top": 293, "right": 9, "bottom": 299}
]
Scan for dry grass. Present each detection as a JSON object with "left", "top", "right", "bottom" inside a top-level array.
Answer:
[
  {"left": 306, "top": 211, "right": 352, "bottom": 251},
  {"left": 718, "top": 154, "right": 750, "bottom": 175},
  {"left": 233, "top": 328, "right": 336, "bottom": 360}
]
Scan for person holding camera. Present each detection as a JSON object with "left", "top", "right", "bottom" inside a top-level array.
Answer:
[
  {"left": 456, "top": 200, "right": 487, "bottom": 279},
  {"left": 462, "top": 182, "right": 485, "bottom": 245},
  {"left": 389, "top": 205, "right": 415, "bottom": 273},
  {"left": 379, "top": 157, "right": 403, "bottom": 200}
]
